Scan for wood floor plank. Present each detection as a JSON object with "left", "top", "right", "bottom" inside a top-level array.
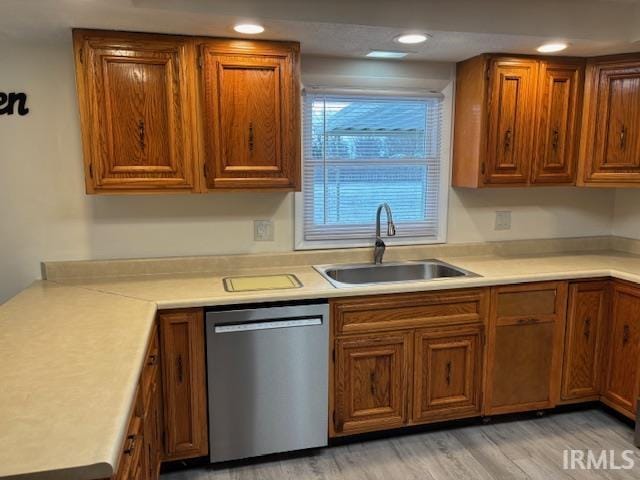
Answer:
[{"left": 161, "top": 410, "right": 639, "bottom": 480}]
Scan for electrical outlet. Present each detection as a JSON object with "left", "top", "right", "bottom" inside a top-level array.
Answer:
[
  {"left": 495, "top": 211, "right": 512, "bottom": 231},
  {"left": 254, "top": 220, "right": 274, "bottom": 241}
]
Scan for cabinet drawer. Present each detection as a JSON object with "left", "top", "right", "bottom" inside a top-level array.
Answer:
[
  {"left": 494, "top": 282, "right": 565, "bottom": 320},
  {"left": 115, "top": 389, "right": 144, "bottom": 480},
  {"left": 331, "top": 289, "right": 488, "bottom": 335},
  {"left": 141, "top": 324, "right": 159, "bottom": 406}
]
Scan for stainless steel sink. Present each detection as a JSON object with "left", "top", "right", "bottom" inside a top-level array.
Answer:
[{"left": 314, "top": 259, "right": 479, "bottom": 288}]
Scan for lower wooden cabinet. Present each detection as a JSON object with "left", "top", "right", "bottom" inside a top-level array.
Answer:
[
  {"left": 333, "top": 333, "right": 411, "bottom": 435},
  {"left": 484, "top": 281, "right": 568, "bottom": 415},
  {"left": 143, "top": 358, "right": 163, "bottom": 480},
  {"left": 113, "top": 325, "right": 162, "bottom": 480},
  {"left": 159, "top": 309, "right": 208, "bottom": 460},
  {"left": 330, "top": 289, "right": 488, "bottom": 436},
  {"left": 413, "top": 326, "right": 483, "bottom": 423},
  {"left": 601, "top": 281, "right": 640, "bottom": 417},
  {"left": 560, "top": 281, "right": 609, "bottom": 402}
]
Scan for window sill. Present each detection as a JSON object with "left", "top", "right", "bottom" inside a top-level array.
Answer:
[{"left": 294, "top": 235, "right": 446, "bottom": 251}]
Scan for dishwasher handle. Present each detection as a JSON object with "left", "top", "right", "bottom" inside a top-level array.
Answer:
[{"left": 214, "top": 317, "right": 323, "bottom": 334}]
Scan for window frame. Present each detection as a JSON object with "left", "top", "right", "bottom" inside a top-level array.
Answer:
[{"left": 294, "top": 87, "right": 452, "bottom": 250}]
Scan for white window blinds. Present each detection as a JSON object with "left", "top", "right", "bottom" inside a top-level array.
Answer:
[{"left": 301, "top": 93, "right": 444, "bottom": 243}]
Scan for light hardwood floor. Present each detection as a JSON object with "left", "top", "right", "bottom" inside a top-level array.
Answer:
[{"left": 162, "top": 410, "right": 639, "bottom": 480}]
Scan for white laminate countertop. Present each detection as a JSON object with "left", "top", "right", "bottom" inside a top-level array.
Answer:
[
  {"left": 55, "top": 251, "right": 640, "bottom": 308},
  {"left": 4, "top": 250, "right": 640, "bottom": 480},
  {"left": 0, "top": 282, "right": 156, "bottom": 480}
]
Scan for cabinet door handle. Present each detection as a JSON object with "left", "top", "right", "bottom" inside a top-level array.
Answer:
[
  {"left": 584, "top": 317, "right": 591, "bottom": 341},
  {"left": 370, "top": 371, "right": 376, "bottom": 396},
  {"left": 176, "top": 354, "right": 183, "bottom": 383},
  {"left": 552, "top": 128, "right": 559, "bottom": 151},
  {"left": 147, "top": 354, "right": 157, "bottom": 366},
  {"left": 248, "top": 122, "right": 255, "bottom": 153},
  {"left": 623, "top": 325, "right": 630, "bottom": 345},
  {"left": 124, "top": 434, "right": 136, "bottom": 455},
  {"left": 445, "top": 361, "right": 452, "bottom": 386},
  {"left": 138, "top": 120, "right": 145, "bottom": 150},
  {"left": 620, "top": 126, "right": 627, "bottom": 150},
  {"left": 504, "top": 128, "right": 512, "bottom": 151},
  {"left": 517, "top": 317, "right": 541, "bottom": 325}
]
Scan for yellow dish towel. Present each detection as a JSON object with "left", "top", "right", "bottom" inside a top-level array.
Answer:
[{"left": 223, "top": 274, "right": 302, "bottom": 292}]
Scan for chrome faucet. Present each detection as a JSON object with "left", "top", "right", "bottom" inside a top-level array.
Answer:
[{"left": 373, "top": 203, "right": 396, "bottom": 264}]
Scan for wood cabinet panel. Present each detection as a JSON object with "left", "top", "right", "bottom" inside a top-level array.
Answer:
[
  {"left": 580, "top": 54, "right": 640, "bottom": 185},
  {"left": 485, "top": 281, "right": 568, "bottom": 415},
  {"left": 484, "top": 58, "right": 538, "bottom": 185},
  {"left": 114, "top": 325, "right": 162, "bottom": 480},
  {"left": 115, "top": 388, "right": 145, "bottom": 480},
  {"left": 561, "top": 281, "right": 609, "bottom": 401},
  {"left": 331, "top": 289, "right": 488, "bottom": 335},
  {"left": 412, "top": 326, "right": 482, "bottom": 424},
  {"left": 333, "top": 333, "right": 411, "bottom": 435},
  {"left": 73, "top": 30, "right": 197, "bottom": 193},
  {"left": 159, "top": 309, "right": 208, "bottom": 460},
  {"left": 200, "top": 40, "right": 300, "bottom": 190},
  {"left": 453, "top": 54, "right": 584, "bottom": 188},
  {"left": 532, "top": 61, "right": 584, "bottom": 184},
  {"left": 602, "top": 282, "right": 640, "bottom": 416}
]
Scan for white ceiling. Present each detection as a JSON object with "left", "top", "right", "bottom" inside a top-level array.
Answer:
[{"left": 1, "top": 0, "right": 640, "bottom": 61}]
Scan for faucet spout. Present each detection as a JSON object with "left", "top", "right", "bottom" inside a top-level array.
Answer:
[{"left": 374, "top": 203, "right": 396, "bottom": 264}]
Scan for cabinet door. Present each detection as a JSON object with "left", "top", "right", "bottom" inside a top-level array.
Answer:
[
  {"left": 581, "top": 58, "right": 640, "bottom": 184},
  {"left": 484, "top": 58, "right": 538, "bottom": 185},
  {"left": 532, "top": 61, "right": 584, "bottom": 184},
  {"left": 201, "top": 40, "right": 300, "bottom": 190},
  {"left": 485, "top": 282, "right": 568, "bottom": 415},
  {"left": 334, "top": 333, "right": 411, "bottom": 435},
  {"left": 73, "top": 31, "right": 196, "bottom": 193},
  {"left": 561, "top": 281, "right": 608, "bottom": 401},
  {"left": 159, "top": 309, "right": 208, "bottom": 460},
  {"left": 602, "top": 283, "right": 640, "bottom": 416},
  {"left": 412, "top": 326, "right": 482, "bottom": 424}
]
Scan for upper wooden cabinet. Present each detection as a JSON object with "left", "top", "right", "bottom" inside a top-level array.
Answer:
[
  {"left": 579, "top": 54, "right": 640, "bottom": 186},
  {"left": 199, "top": 40, "right": 301, "bottom": 190},
  {"left": 73, "top": 30, "right": 198, "bottom": 193},
  {"left": 533, "top": 60, "right": 585, "bottom": 184},
  {"left": 484, "top": 57, "right": 538, "bottom": 185},
  {"left": 452, "top": 54, "right": 585, "bottom": 188},
  {"left": 73, "top": 30, "right": 301, "bottom": 194}
]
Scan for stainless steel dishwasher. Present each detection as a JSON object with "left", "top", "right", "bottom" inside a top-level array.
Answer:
[{"left": 205, "top": 301, "right": 329, "bottom": 463}]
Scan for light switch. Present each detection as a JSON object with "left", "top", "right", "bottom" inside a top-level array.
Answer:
[
  {"left": 495, "top": 211, "right": 512, "bottom": 231},
  {"left": 254, "top": 220, "right": 274, "bottom": 241}
]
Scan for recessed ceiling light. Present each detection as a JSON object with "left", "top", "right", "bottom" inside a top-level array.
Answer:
[
  {"left": 234, "top": 24, "right": 265, "bottom": 34},
  {"left": 366, "top": 50, "right": 409, "bottom": 59},
  {"left": 537, "top": 42, "right": 568, "bottom": 53},
  {"left": 395, "top": 33, "right": 430, "bottom": 45}
]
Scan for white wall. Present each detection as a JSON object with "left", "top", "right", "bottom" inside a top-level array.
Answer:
[
  {"left": 448, "top": 187, "right": 614, "bottom": 243},
  {"left": 0, "top": 38, "right": 294, "bottom": 302},
  {"left": 612, "top": 190, "right": 640, "bottom": 240},
  {"left": 0, "top": 39, "right": 617, "bottom": 302}
]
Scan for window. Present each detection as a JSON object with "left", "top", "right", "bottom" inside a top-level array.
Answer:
[{"left": 296, "top": 92, "right": 447, "bottom": 248}]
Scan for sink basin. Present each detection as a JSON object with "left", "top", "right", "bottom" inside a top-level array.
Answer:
[{"left": 314, "top": 260, "right": 479, "bottom": 288}]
